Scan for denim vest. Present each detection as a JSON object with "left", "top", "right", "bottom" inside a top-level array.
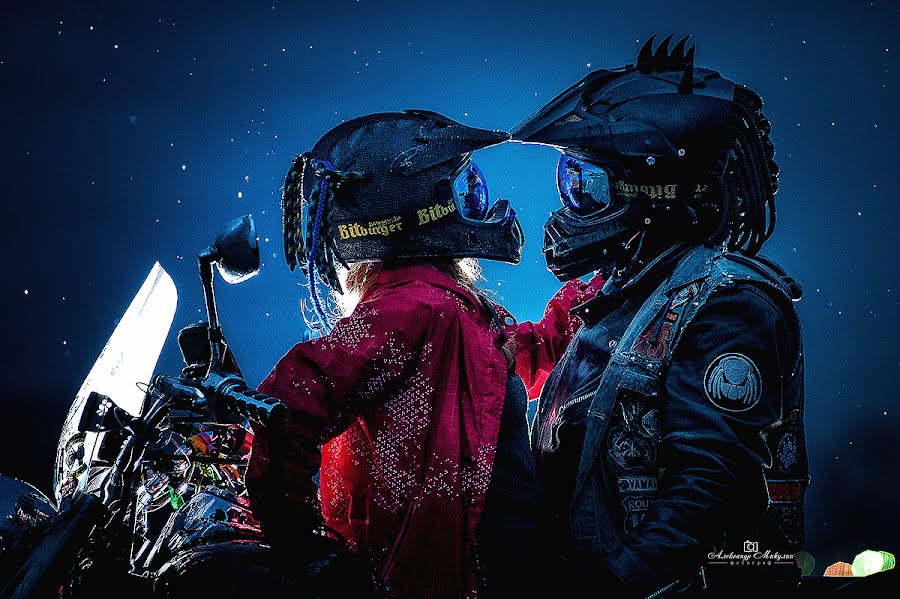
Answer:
[{"left": 566, "top": 245, "right": 807, "bottom": 562}]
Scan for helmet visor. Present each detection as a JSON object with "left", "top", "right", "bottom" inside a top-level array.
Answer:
[
  {"left": 451, "top": 161, "right": 490, "bottom": 222},
  {"left": 557, "top": 154, "right": 612, "bottom": 216}
]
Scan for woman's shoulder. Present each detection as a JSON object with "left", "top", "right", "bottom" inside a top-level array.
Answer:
[{"left": 360, "top": 278, "right": 462, "bottom": 316}]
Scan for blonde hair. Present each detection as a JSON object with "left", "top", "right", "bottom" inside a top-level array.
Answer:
[
  {"left": 344, "top": 258, "right": 479, "bottom": 296},
  {"left": 338, "top": 258, "right": 514, "bottom": 371}
]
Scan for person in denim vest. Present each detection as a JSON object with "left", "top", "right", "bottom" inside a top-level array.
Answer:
[{"left": 511, "top": 35, "right": 808, "bottom": 597}]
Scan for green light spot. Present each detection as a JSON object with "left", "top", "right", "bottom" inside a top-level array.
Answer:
[
  {"left": 168, "top": 485, "right": 185, "bottom": 510},
  {"left": 851, "top": 550, "right": 896, "bottom": 577},
  {"left": 795, "top": 551, "right": 816, "bottom": 576}
]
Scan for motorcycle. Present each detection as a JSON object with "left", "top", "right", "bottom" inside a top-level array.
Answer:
[{"left": 0, "top": 215, "right": 370, "bottom": 599}]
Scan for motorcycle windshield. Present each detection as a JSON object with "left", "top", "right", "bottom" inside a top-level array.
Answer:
[{"left": 54, "top": 263, "right": 177, "bottom": 505}]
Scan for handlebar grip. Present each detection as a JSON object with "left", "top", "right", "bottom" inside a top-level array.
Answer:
[
  {"left": 222, "top": 385, "right": 288, "bottom": 425},
  {"left": 203, "top": 372, "right": 288, "bottom": 426}
]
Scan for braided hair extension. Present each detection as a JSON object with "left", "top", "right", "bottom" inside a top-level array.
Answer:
[
  {"left": 282, "top": 153, "right": 309, "bottom": 273},
  {"left": 282, "top": 156, "right": 361, "bottom": 335},
  {"left": 306, "top": 174, "right": 334, "bottom": 332},
  {"left": 705, "top": 85, "right": 780, "bottom": 255}
]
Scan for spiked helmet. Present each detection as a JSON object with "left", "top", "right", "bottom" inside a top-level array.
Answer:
[{"left": 512, "top": 35, "right": 779, "bottom": 280}]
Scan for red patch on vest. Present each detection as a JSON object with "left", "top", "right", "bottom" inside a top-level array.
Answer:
[
  {"left": 632, "top": 321, "right": 674, "bottom": 361},
  {"left": 767, "top": 480, "right": 804, "bottom": 502}
]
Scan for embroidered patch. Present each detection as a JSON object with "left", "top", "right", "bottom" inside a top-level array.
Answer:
[
  {"left": 618, "top": 476, "right": 658, "bottom": 494},
  {"left": 631, "top": 321, "right": 673, "bottom": 361},
  {"left": 607, "top": 404, "right": 659, "bottom": 471},
  {"left": 618, "top": 476, "right": 658, "bottom": 533},
  {"left": 770, "top": 504, "right": 805, "bottom": 548},
  {"left": 641, "top": 410, "right": 662, "bottom": 442},
  {"left": 767, "top": 480, "right": 805, "bottom": 503},
  {"left": 669, "top": 283, "right": 697, "bottom": 308},
  {"left": 776, "top": 432, "right": 799, "bottom": 471},
  {"left": 703, "top": 353, "right": 761, "bottom": 412}
]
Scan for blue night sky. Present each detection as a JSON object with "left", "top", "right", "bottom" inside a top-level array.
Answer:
[{"left": 1, "top": 0, "right": 897, "bottom": 573}]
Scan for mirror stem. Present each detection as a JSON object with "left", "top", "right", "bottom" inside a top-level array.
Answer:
[{"left": 198, "top": 247, "right": 223, "bottom": 371}]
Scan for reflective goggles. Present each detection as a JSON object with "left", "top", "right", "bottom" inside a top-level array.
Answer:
[
  {"left": 556, "top": 154, "right": 613, "bottom": 217},
  {"left": 451, "top": 160, "right": 491, "bottom": 221}
]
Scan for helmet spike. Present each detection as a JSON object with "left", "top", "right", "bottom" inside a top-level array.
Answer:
[
  {"left": 637, "top": 34, "right": 657, "bottom": 72},
  {"left": 671, "top": 36, "right": 690, "bottom": 65},
  {"left": 653, "top": 34, "right": 675, "bottom": 65},
  {"left": 679, "top": 45, "right": 696, "bottom": 93}
]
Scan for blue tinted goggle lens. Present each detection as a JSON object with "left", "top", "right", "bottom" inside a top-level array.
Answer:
[
  {"left": 556, "top": 155, "right": 612, "bottom": 216},
  {"left": 452, "top": 162, "right": 490, "bottom": 221}
]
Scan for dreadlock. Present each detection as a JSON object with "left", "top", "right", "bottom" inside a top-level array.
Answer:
[
  {"left": 282, "top": 153, "right": 360, "bottom": 335},
  {"left": 282, "top": 153, "right": 308, "bottom": 273},
  {"left": 705, "top": 84, "right": 779, "bottom": 255}
]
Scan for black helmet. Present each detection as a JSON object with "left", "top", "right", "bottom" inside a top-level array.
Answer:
[
  {"left": 282, "top": 110, "right": 523, "bottom": 327},
  {"left": 512, "top": 35, "right": 779, "bottom": 281}
]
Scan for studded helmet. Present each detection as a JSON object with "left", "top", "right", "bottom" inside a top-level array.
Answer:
[{"left": 512, "top": 35, "right": 779, "bottom": 281}]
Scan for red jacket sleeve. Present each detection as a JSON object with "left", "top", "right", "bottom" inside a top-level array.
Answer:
[
  {"left": 510, "top": 274, "right": 605, "bottom": 398},
  {"left": 245, "top": 288, "right": 433, "bottom": 525}
]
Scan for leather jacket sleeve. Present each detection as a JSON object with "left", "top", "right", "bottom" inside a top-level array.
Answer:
[
  {"left": 510, "top": 273, "right": 605, "bottom": 398},
  {"left": 602, "top": 283, "right": 800, "bottom": 593}
]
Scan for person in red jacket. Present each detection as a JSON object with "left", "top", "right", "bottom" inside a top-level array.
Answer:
[{"left": 245, "top": 111, "right": 602, "bottom": 598}]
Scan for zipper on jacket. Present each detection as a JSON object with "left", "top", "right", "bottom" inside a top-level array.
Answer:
[
  {"left": 558, "top": 389, "right": 597, "bottom": 414},
  {"left": 542, "top": 388, "right": 601, "bottom": 452},
  {"left": 643, "top": 579, "right": 680, "bottom": 599}
]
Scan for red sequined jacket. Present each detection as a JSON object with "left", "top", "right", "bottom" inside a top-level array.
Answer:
[{"left": 246, "top": 264, "right": 602, "bottom": 598}]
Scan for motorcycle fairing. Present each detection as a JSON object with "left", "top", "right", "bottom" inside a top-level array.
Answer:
[{"left": 54, "top": 263, "right": 177, "bottom": 506}]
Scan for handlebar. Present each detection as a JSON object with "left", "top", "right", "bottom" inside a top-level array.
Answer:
[{"left": 201, "top": 371, "right": 288, "bottom": 426}]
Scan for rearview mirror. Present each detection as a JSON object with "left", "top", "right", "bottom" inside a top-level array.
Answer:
[{"left": 211, "top": 215, "right": 260, "bottom": 284}]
